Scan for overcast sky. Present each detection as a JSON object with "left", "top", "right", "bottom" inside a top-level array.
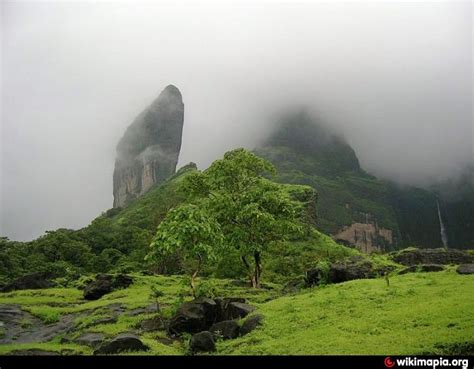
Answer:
[{"left": 1, "top": 0, "right": 472, "bottom": 241}]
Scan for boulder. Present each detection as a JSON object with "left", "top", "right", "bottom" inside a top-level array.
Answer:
[
  {"left": 214, "top": 297, "right": 246, "bottom": 321},
  {"left": 209, "top": 320, "right": 240, "bottom": 340},
  {"left": 240, "top": 314, "right": 264, "bottom": 336},
  {"left": 167, "top": 297, "right": 258, "bottom": 335},
  {"left": 329, "top": 260, "right": 374, "bottom": 283},
  {"left": 224, "top": 302, "right": 255, "bottom": 320},
  {"left": 83, "top": 274, "right": 133, "bottom": 300},
  {"left": 139, "top": 315, "right": 165, "bottom": 332},
  {"left": 456, "top": 264, "right": 474, "bottom": 275},
  {"left": 93, "top": 333, "right": 149, "bottom": 355},
  {"left": 74, "top": 333, "right": 105, "bottom": 348},
  {"left": 392, "top": 248, "right": 472, "bottom": 266},
  {"left": 305, "top": 257, "right": 391, "bottom": 286},
  {"left": 113, "top": 274, "right": 134, "bottom": 289},
  {"left": 168, "top": 298, "right": 217, "bottom": 335},
  {"left": 1, "top": 272, "right": 54, "bottom": 292},
  {"left": 189, "top": 331, "right": 215, "bottom": 353},
  {"left": 399, "top": 264, "right": 444, "bottom": 274}
]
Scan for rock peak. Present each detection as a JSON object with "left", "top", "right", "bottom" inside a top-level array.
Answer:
[
  {"left": 163, "top": 84, "right": 181, "bottom": 95},
  {"left": 113, "top": 85, "right": 185, "bottom": 207}
]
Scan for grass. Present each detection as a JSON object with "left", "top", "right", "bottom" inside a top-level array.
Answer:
[
  {"left": 1, "top": 271, "right": 472, "bottom": 355},
  {"left": 0, "top": 274, "right": 279, "bottom": 355},
  {"left": 29, "top": 308, "right": 61, "bottom": 324},
  {"left": 218, "top": 270, "right": 474, "bottom": 355},
  {"left": 0, "top": 342, "right": 91, "bottom": 355}
]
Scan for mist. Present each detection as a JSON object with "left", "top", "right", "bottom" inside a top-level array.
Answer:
[{"left": 1, "top": 0, "right": 472, "bottom": 241}]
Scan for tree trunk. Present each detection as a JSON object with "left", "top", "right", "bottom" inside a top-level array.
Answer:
[
  {"left": 241, "top": 256, "right": 255, "bottom": 287},
  {"left": 253, "top": 251, "right": 262, "bottom": 289},
  {"left": 190, "top": 255, "right": 202, "bottom": 298}
]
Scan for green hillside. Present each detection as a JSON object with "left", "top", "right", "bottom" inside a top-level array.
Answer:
[
  {"left": 219, "top": 270, "right": 474, "bottom": 355},
  {"left": 0, "top": 158, "right": 358, "bottom": 286},
  {"left": 254, "top": 111, "right": 473, "bottom": 250},
  {"left": 0, "top": 163, "right": 198, "bottom": 285},
  {"left": 0, "top": 270, "right": 472, "bottom": 355}
]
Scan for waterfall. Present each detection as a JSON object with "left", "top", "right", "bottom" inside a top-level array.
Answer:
[{"left": 436, "top": 200, "right": 448, "bottom": 248}]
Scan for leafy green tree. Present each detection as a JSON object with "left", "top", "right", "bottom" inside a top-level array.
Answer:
[
  {"left": 147, "top": 203, "right": 223, "bottom": 297},
  {"left": 180, "top": 148, "right": 306, "bottom": 288}
]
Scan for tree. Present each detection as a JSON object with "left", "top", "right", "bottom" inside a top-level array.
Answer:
[
  {"left": 147, "top": 203, "right": 223, "bottom": 297},
  {"left": 180, "top": 148, "right": 306, "bottom": 288}
]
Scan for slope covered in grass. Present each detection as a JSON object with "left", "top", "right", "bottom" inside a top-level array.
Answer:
[
  {"left": 219, "top": 270, "right": 474, "bottom": 355},
  {"left": 1, "top": 270, "right": 472, "bottom": 355}
]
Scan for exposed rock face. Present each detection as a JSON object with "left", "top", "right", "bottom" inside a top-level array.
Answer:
[
  {"left": 305, "top": 256, "right": 395, "bottom": 286},
  {"left": 334, "top": 220, "right": 393, "bottom": 254},
  {"left": 113, "top": 85, "right": 184, "bottom": 208},
  {"left": 398, "top": 264, "right": 445, "bottom": 274},
  {"left": 392, "top": 248, "right": 473, "bottom": 266}
]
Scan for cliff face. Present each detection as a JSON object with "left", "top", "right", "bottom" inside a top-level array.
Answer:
[
  {"left": 255, "top": 110, "right": 401, "bottom": 253},
  {"left": 334, "top": 220, "right": 393, "bottom": 253},
  {"left": 113, "top": 85, "right": 184, "bottom": 208},
  {"left": 256, "top": 109, "right": 474, "bottom": 251}
]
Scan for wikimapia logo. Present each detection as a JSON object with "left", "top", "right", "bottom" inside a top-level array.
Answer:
[{"left": 384, "top": 356, "right": 470, "bottom": 369}]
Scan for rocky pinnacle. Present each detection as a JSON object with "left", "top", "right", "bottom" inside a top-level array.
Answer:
[{"left": 113, "top": 85, "right": 184, "bottom": 207}]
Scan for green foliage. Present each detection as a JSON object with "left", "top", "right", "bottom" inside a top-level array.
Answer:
[
  {"left": 313, "top": 260, "right": 331, "bottom": 285},
  {"left": 148, "top": 203, "right": 224, "bottom": 296},
  {"left": 1, "top": 272, "right": 472, "bottom": 355},
  {"left": 148, "top": 204, "right": 223, "bottom": 265},
  {"left": 264, "top": 229, "right": 358, "bottom": 283},
  {"left": 0, "top": 165, "right": 197, "bottom": 284},
  {"left": 29, "top": 307, "right": 61, "bottom": 324},
  {"left": 168, "top": 148, "right": 313, "bottom": 287},
  {"left": 193, "top": 279, "right": 219, "bottom": 299}
]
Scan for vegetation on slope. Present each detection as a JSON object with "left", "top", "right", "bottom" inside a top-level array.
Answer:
[
  {"left": 0, "top": 164, "right": 198, "bottom": 285},
  {"left": 218, "top": 270, "right": 474, "bottom": 355},
  {"left": 1, "top": 270, "right": 472, "bottom": 355},
  {"left": 254, "top": 111, "right": 474, "bottom": 249}
]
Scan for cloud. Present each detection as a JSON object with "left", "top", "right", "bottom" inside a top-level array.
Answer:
[{"left": 1, "top": 0, "right": 472, "bottom": 240}]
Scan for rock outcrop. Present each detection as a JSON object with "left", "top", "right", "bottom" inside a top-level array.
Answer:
[
  {"left": 113, "top": 85, "right": 184, "bottom": 208},
  {"left": 398, "top": 264, "right": 445, "bottom": 274},
  {"left": 456, "top": 264, "right": 474, "bottom": 275},
  {"left": 168, "top": 297, "right": 255, "bottom": 336},
  {"left": 334, "top": 219, "right": 393, "bottom": 254},
  {"left": 392, "top": 248, "right": 473, "bottom": 266},
  {"left": 305, "top": 256, "right": 395, "bottom": 286}
]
